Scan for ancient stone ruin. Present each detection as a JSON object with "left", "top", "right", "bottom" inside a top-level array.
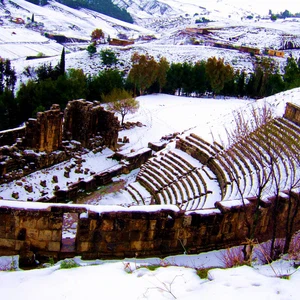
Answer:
[
  {"left": 0, "top": 102, "right": 300, "bottom": 266},
  {"left": 0, "top": 100, "right": 120, "bottom": 184},
  {"left": 63, "top": 99, "right": 119, "bottom": 150}
]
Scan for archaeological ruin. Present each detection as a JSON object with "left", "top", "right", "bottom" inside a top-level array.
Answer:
[
  {"left": 0, "top": 100, "right": 120, "bottom": 185},
  {"left": 0, "top": 102, "right": 300, "bottom": 266}
]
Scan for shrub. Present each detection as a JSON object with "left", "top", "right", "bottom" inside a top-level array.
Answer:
[
  {"left": 288, "top": 231, "right": 300, "bottom": 260},
  {"left": 254, "top": 239, "right": 284, "bottom": 264},
  {"left": 60, "top": 258, "right": 79, "bottom": 269},
  {"left": 218, "top": 247, "right": 245, "bottom": 268},
  {"left": 196, "top": 268, "right": 214, "bottom": 279}
]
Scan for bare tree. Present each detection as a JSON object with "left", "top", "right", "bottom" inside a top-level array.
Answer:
[{"left": 104, "top": 88, "right": 139, "bottom": 126}]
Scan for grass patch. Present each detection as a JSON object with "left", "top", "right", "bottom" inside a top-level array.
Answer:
[
  {"left": 145, "top": 264, "right": 161, "bottom": 271},
  {"left": 60, "top": 259, "right": 79, "bottom": 269},
  {"left": 196, "top": 268, "right": 214, "bottom": 279}
]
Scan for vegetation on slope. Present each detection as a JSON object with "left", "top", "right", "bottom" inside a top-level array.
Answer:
[
  {"left": 1, "top": 50, "right": 300, "bottom": 131},
  {"left": 25, "top": 0, "right": 134, "bottom": 23}
]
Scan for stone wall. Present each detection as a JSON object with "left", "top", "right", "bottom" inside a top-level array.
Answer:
[
  {"left": 284, "top": 102, "right": 300, "bottom": 126},
  {"left": 1, "top": 190, "right": 299, "bottom": 265},
  {"left": 0, "top": 100, "right": 120, "bottom": 184},
  {"left": 24, "top": 104, "right": 63, "bottom": 152},
  {"left": 0, "top": 126, "right": 26, "bottom": 147},
  {"left": 63, "top": 100, "right": 119, "bottom": 150}
]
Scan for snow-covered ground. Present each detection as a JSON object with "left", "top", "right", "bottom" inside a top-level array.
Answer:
[
  {"left": 0, "top": 0, "right": 299, "bottom": 85},
  {"left": 1, "top": 88, "right": 300, "bottom": 204},
  {"left": 1, "top": 1, "right": 300, "bottom": 297},
  {"left": 0, "top": 247, "right": 299, "bottom": 300}
]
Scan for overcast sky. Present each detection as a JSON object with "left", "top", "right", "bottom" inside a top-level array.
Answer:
[{"left": 226, "top": 0, "right": 300, "bottom": 14}]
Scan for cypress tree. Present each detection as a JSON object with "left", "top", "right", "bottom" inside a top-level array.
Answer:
[{"left": 59, "top": 47, "right": 65, "bottom": 76}]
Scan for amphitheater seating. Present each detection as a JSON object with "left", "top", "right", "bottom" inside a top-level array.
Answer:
[{"left": 126, "top": 114, "right": 300, "bottom": 210}]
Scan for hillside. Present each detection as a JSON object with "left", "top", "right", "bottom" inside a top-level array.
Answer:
[
  {"left": 1, "top": 1, "right": 300, "bottom": 298},
  {"left": 0, "top": 0, "right": 299, "bottom": 82}
]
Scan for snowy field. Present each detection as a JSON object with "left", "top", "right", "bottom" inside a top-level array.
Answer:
[
  {"left": 1, "top": 88, "right": 300, "bottom": 204},
  {"left": 1, "top": 1, "right": 300, "bottom": 297},
  {"left": 0, "top": 247, "right": 300, "bottom": 300},
  {"left": 0, "top": 0, "right": 298, "bottom": 84}
]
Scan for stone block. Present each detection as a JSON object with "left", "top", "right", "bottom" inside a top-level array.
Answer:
[
  {"left": 6, "top": 227, "right": 17, "bottom": 239},
  {"left": 39, "top": 230, "right": 52, "bottom": 241},
  {"left": 130, "top": 240, "right": 143, "bottom": 251},
  {"left": 114, "top": 242, "right": 130, "bottom": 253},
  {"left": 129, "top": 219, "right": 148, "bottom": 231},
  {"left": 37, "top": 217, "right": 49, "bottom": 229},
  {"left": 89, "top": 219, "right": 97, "bottom": 231},
  {"left": 148, "top": 220, "right": 157, "bottom": 231},
  {"left": 15, "top": 240, "right": 25, "bottom": 251},
  {"left": 0, "top": 226, "right": 6, "bottom": 238},
  {"left": 48, "top": 242, "right": 61, "bottom": 252},
  {"left": 51, "top": 230, "right": 62, "bottom": 242},
  {"left": 27, "top": 229, "right": 39, "bottom": 240},
  {"left": 131, "top": 241, "right": 154, "bottom": 251},
  {"left": 0, "top": 216, "right": 6, "bottom": 226},
  {"left": 147, "top": 230, "right": 155, "bottom": 241},
  {"left": 183, "top": 216, "right": 192, "bottom": 227},
  {"left": 48, "top": 219, "right": 63, "bottom": 230},
  {"left": 20, "top": 217, "right": 37, "bottom": 228},
  {"left": 104, "top": 232, "right": 118, "bottom": 243},
  {"left": 0, "top": 238, "right": 15, "bottom": 249},
  {"left": 177, "top": 229, "right": 192, "bottom": 240},
  {"left": 78, "top": 242, "right": 92, "bottom": 252},
  {"left": 30, "top": 240, "right": 47, "bottom": 250},
  {"left": 100, "top": 219, "right": 114, "bottom": 231}
]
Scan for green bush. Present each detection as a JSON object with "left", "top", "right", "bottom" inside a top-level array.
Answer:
[{"left": 60, "top": 259, "right": 79, "bottom": 269}]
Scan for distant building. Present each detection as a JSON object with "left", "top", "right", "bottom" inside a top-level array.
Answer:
[
  {"left": 267, "top": 49, "right": 284, "bottom": 58},
  {"left": 239, "top": 46, "right": 260, "bottom": 55},
  {"left": 109, "top": 38, "right": 134, "bottom": 46},
  {"left": 11, "top": 17, "right": 25, "bottom": 24}
]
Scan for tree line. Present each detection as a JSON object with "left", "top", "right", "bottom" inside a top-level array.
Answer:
[{"left": 0, "top": 50, "right": 299, "bottom": 131}]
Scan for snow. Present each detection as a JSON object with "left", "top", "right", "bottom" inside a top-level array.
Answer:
[
  {"left": 1, "top": 1, "right": 300, "bottom": 296},
  {"left": 0, "top": 250, "right": 299, "bottom": 300},
  {"left": 1, "top": 89, "right": 300, "bottom": 204}
]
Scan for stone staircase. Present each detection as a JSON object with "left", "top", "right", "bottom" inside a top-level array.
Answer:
[{"left": 126, "top": 106, "right": 300, "bottom": 211}]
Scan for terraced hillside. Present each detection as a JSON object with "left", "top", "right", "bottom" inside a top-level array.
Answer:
[{"left": 126, "top": 104, "right": 300, "bottom": 211}]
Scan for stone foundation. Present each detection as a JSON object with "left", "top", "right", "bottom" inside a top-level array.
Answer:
[
  {"left": 1, "top": 190, "right": 299, "bottom": 265},
  {"left": 284, "top": 102, "right": 300, "bottom": 126},
  {"left": 0, "top": 100, "right": 120, "bottom": 184}
]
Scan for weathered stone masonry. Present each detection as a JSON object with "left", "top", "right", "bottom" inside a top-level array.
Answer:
[
  {"left": 284, "top": 102, "right": 300, "bottom": 126},
  {"left": 0, "top": 100, "right": 119, "bottom": 184},
  {"left": 0, "top": 190, "right": 299, "bottom": 265}
]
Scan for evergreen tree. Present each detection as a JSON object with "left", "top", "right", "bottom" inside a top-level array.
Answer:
[
  {"left": 181, "top": 62, "right": 194, "bottom": 96},
  {"left": 165, "top": 63, "right": 184, "bottom": 95},
  {"left": 100, "top": 48, "right": 118, "bottom": 67},
  {"left": 193, "top": 60, "right": 207, "bottom": 96},
  {"left": 0, "top": 58, "right": 17, "bottom": 94},
  {"left": 205, "top": 57, "right": 234, "bottom": 96},
  {"left": 87, "top": 69, "right": 124, "bottom": 101},
  {"left": 156, "top": 57, "right": 170, "bottom": 93},
  {"left": 128, "top": 53, "right": 158, "bottom": 95},
  {"left": 87, "top": 44, "right": 97, "bottom": 57},
  {"left": 284, "top": 56, "right": 300, "bottom": 89},
  {"left": 251, "top": 57, "right": 278, "bottom": 98},
  {"left": 59, "top": 47, "right": 65, "bottom": 76}
]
